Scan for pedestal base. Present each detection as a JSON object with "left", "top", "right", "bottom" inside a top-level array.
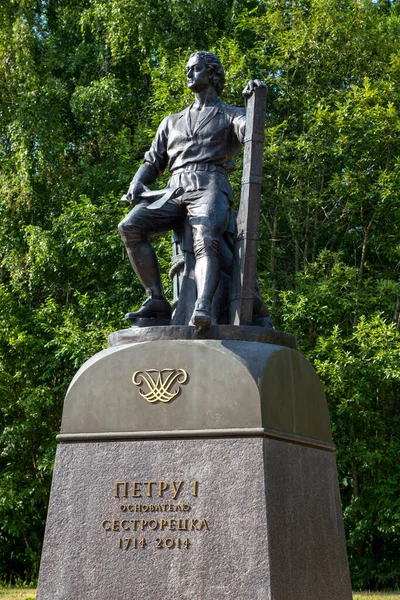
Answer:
[
  {"left": 38, "top": 437, "right": 351, "bottom": 600},
  {"left": 37, "top": 339, "right": 352, "bottom": 599}
]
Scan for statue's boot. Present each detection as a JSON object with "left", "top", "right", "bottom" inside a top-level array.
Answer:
[
  {"left": 125, "top": 296, "right": 172, "bottom": 321},
  {"left": 190, "top": 297, "right": 211, "bottom": 329}
]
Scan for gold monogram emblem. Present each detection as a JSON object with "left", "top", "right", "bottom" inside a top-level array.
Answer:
[{"left": 132, "top": 369, "right": 189, "bottom": 403}]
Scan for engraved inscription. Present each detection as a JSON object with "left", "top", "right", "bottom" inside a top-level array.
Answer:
[
  {"left": 102, "top": 479, "right": 207, "bottom": 552},
  {"left": 120, "top": 504, "right": 191, "bottom": 512},
  {"left": 114, "top": 480, "right": 197, "bottom": 499}
]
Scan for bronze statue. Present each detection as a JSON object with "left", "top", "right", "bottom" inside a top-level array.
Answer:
[{"left": 119, "top": 51, "right": 267, "bottom": 328}]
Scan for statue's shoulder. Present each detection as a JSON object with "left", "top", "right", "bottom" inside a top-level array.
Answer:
[
  {"left": 175, "top": 107, "right": 188, "bottom": 117},
  {"left": 156, "top": 108, "right": 187, "bottom": 131},
  {"left": 167, "top": 107, "right": 188, "bottom": 122},
  {"left": 219, "top": 101, "right": 246, "bottom": 119},
  {"left": 154, "top": 109, "right": 187, "bottom": 134}
]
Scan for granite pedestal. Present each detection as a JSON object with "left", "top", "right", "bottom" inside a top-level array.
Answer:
[{"left": 37, "top": 333, "right": 352, "bottom": 600}]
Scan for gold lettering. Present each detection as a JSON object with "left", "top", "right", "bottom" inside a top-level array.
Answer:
[
  {"left": 132, "top": 482, "right": 142, "bottom": 497},
  {"left": 199, "top": 519, "right": 209, "bottom": 531},
  {"left": 111, "top": 520, "right": 120, "bottom": 532},
  {"left": 120, "top": 505, "right": 127, "bottom": 512},
  {"left": 171, "top": 480, "right": 183, "bottom": 500},
  {"left": 101, "top": 520, "right": 111, "bottom": 531},
  {"left": 149, "top": 505, "right": 155, "bottom": 511},
  {"left": 133, "top": 505, "right": 141, "bottom": 512},
  {"left": 182, "top": 504, "right": 190, "bottom": 511},
  {"left": 176, "top": 504, "right": 182, "bottom": 512},
  {"left": 148, "top": 519, "right": 158, "bottom": 530},
  {"left": 140, "top": 519, "right": 148, "bottom": 530},
  {"left": 161, "top": 504, "right": 167, "bottom": 510},
  {"left": 142, "top": 505, "right": 149, "bottom": 512},
  {"left": 168, "top": 519, "right": 176, "bottom": 531},
  {"left": 158, "top": 481, "right": 168, "bottom": 497},
  {"left": 130, "top": 519, "right": 138, "bottom": 531},
  {"left": 120, "top": 520, "right": 130, "bottom": 531},
  {"left": 189, "top": 519, "right": 199, "bottom": 531},
  {"left": 191, "top": 480, "right": 198, "bottom": 497},
  {"left": 177, "top": 519, "right": 188, "bottom": 531},
  {"left": 167, "top": 504, "right": 174, "bottom": 511},
  {"left": 160, "top": 518, "right": 167, "bottom": 530},
  {"left": 114, "top": 481, "right": 128, "bottom": 498},
  {"left": 143, "top": 481, "right": 156, "bottom": 497}
]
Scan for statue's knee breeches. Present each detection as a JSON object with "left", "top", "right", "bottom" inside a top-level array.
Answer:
[
  {"left": 118, "top": 215, "right": 147, "bottom": 247},
  {"left": 119, "top": 202, "right": 184, "bottom": 248},
  {"left": 186, "top": 190, "right": 229, "bottom": 260},
  {"left": 191, "top": 224, "right": 220, "bottom": 259}
]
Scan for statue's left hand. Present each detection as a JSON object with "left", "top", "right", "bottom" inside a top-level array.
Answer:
[{"left": 242, "top": 79, "right": 267, "bottom": 99}]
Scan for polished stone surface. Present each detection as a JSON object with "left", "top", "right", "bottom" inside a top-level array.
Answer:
[
  {"left": 108, "top": 324, "right": 296, "bottom": 348},
  {"left": 60, "top": 341, "right": 332, "bottom": 445},
  {"left": 264, "top": 440, "right": 352, "bottom": 600},
  {"left": 37, "top": 437, "right": 352, "bottom": 600}
]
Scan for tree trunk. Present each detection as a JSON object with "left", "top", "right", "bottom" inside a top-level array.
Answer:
[{"left": 358, "top": 216, "right": 374, "bottom": 288}]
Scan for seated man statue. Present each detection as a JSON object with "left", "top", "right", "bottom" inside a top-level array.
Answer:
[{"left": 119, "top": 51, "right": 266, "bottom": 328}]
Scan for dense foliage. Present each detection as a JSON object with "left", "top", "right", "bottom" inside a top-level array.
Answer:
[{"left": 0, "top": 0, "right": 399, "bottom": 589}]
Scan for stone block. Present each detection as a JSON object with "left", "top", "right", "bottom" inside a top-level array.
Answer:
[
  {"left": 37, "top": 340, "right": 352, "bottom": 599},
  {"left": 37, "top": 438, "right": 351, "bottom": 600},
  {"left": 60, "top": 340, "right": 332, "bottom": 446}
]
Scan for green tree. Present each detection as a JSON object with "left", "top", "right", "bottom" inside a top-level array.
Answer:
[
  {"left": 0, "top": 0, "right": 399, "bottom": 588},
  {"left": 236, "top": 0, "right": 400, "bottom": 588}
]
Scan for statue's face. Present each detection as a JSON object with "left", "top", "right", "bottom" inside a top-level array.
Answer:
[{"left": 186, "top": 55, "right": 211, "bottom": 93}]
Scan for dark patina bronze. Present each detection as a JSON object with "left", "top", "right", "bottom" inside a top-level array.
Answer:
[{"left": 118, "top": 51, "right": 268, "bottom": 329}]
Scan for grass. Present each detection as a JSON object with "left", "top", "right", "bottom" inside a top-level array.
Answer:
[
  {"left": 354, "top": 596, "right": 400, "bottom": 599},
  {"left": 0, "top": 590, "right": 398, "bottom": 600},
  {"left": 0, "top": 590, "right": 36, "bottom": 600}
]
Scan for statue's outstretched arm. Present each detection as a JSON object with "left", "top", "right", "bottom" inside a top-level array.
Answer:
[{"left": 124, "top": 162, "right": 158, "bottom": 204}]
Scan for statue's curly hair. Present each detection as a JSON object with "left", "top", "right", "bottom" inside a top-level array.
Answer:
[{"left": 188, "top": 51, "right": 226, "bottom": 96}]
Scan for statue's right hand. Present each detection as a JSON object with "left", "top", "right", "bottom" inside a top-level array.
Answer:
[{"left": 124, "top": 180, "right": 146, "bottom": 204}]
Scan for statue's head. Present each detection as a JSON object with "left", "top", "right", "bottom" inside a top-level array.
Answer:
[{"left": 186, "top": 51, "right": 226, "bottom": 96}]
